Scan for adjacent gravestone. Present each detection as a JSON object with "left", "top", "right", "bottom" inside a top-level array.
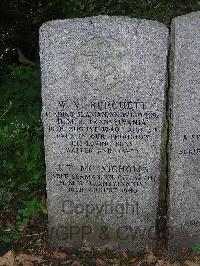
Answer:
[
  {"left": 168, "top": 12, "right": 200, "bottom": 248},
  {"left": 39, "top": 16, "right": 168, "bottom": 250}
]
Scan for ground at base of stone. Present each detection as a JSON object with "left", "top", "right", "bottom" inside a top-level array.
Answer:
[{"left": 0, "top": 231, "right": 200, "bottom": 266}]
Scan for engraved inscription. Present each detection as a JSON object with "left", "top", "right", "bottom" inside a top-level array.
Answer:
[
  {"left": 178, "top": 133, "right": 200, "bottom": 155},
  {"left": 45, "top": 97, "right": 160, "bottom": 194},
  {"left": 74, "top": 37, "right": 132, "bottom": 90},
  {"left": 45, "top": 98, "right": 160, "bottom": 155},
  {"left": 48, "top": 163, "right": 156, "bottom": 194}
]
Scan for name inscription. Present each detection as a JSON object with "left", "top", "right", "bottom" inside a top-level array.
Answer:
[
  {"left": 49, "top": 163, "right": 156, "bottom": 194},
  {"left": 45, "top": 98, "right": 160, "bottom": 155}
]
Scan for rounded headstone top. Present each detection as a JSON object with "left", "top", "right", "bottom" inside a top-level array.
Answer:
[{"left": 39, "top": 15, "right": 168, "bottom": 33}]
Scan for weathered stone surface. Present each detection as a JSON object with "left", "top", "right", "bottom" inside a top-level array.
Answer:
[
  {"left": 39, "top": 16, "right": 168, "bottom": 250},
  {"left": 168, "top": 12, "right": 200, "bottom": 248}
]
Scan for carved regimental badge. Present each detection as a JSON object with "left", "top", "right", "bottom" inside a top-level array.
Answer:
[{"left": 74, "top": 37, "right": 132, "bottom": 91}]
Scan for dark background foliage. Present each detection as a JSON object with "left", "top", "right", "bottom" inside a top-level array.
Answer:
[{"left": 0, "top": 0, "right": 199, "bottom": 65}]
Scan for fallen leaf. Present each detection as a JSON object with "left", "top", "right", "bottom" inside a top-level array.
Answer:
[
  {"left": 71, "top": 260, "right": 81, "bottom": 266},
  {"left": 51, "top": 251, "right": 68, "bottom": 260},
  {"left": 107, "top": 258, "right": 120, "bottom": 265},
  {"left": 17, "top": 225, "right": 27, "bottom": 232},
  {"left": 156, "top": 260, "right": 164, "bottom": 266},
  {"left": 156, "top": 260, "right": 180, "bottom": 266},
  {"left": 194, "top": 256, "right": 200, "bottom": 264},
  {"left": 96, "top": 258, "right": 106, "bottom": 266},
  {"left": 144, "top": 250, "right": 157, "bottom": 264},
  {"left": 61, "top": 260, "right": 73, "bottom": 265},
  {"left": 128, "top": 257, "right": 141, "bottom": 265},
  {"left": 117, "top": 250, "right": 128, "bottom": 259},
  {"left": 80, "top": 246, "right": 92, "bottom": 252},
  {"left": 184, "top": 260, "right": 199, "bottom": 266},
  {"left": 0, "top": 251, "right": 17, "bottom": 266},
  {"left": 16, "top": 253, "right": 44, "bottom": 265},
  {"left": 156, "top": 260, "right": 168, "bottom": 266},
  {"left": 22, "top": 262, "right": 34, "bottom": 266}
]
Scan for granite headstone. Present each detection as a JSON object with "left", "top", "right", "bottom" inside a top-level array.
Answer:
[
  {"left": 168, "top": 12, "right": 200, "bottom": 248},
  {"left": 39, "top": 16, "right": 169, "bottom": 250}
]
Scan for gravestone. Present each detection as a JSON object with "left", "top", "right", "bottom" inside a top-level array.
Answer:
[
  {"left": 168, "top": 12, "right": 200, "bottom": 248},
  {"left": 39, "top": 16, "right": 168, "bottom": 250}
]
